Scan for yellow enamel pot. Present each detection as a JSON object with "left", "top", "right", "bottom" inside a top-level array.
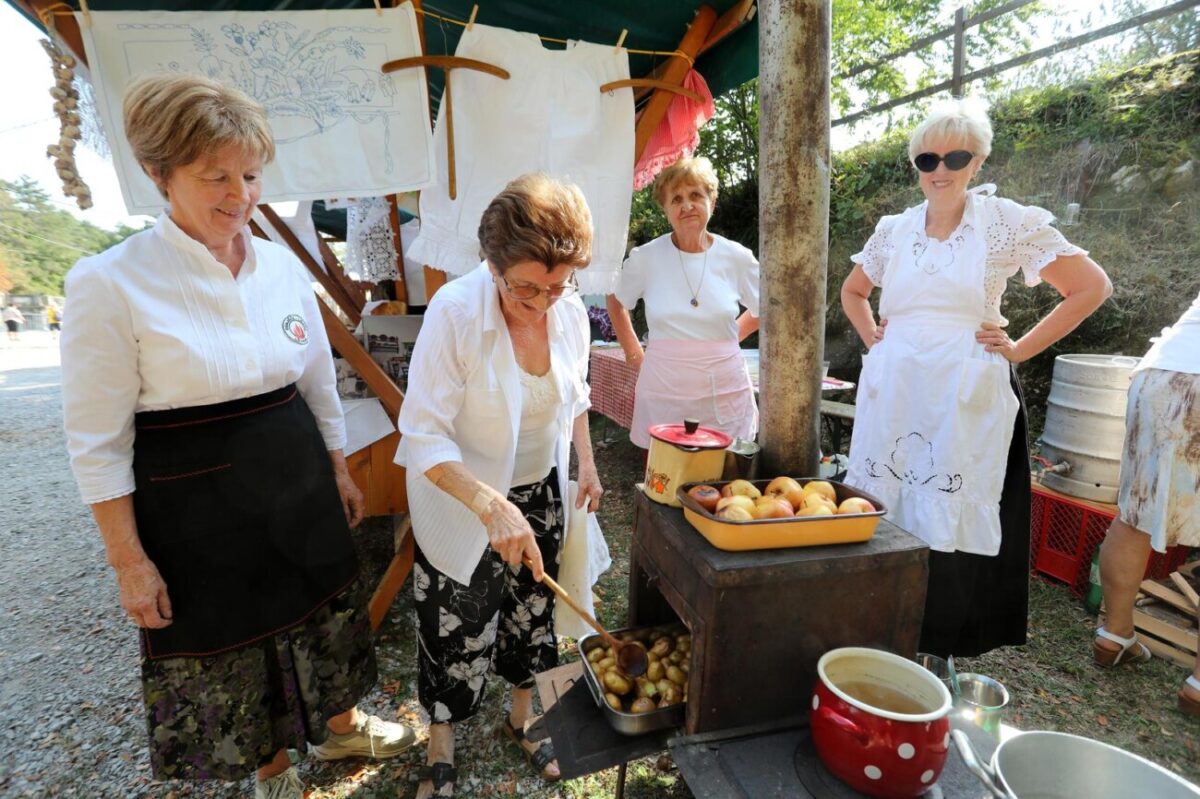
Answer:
[{"left": 643, "top": 419, "right": 732, "bottom": 507}]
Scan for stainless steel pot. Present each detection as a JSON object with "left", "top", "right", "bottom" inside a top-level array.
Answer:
[{"left": 953, "top": 729, "right": 1200, "bottom": 799}]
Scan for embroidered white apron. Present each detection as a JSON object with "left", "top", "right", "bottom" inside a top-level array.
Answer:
[
  {"left": 846, "top": 190, "right": 1018, "bottom": 555},
  {"left": 629, "top": 339, "right": 758, "bottom": 449}
]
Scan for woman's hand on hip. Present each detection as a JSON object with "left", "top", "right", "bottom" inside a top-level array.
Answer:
[
  {"left": 976, "top": 322, "right": 1027, "bottom": 363},
  {"left": 576, "top": 463, "right": 604, "bottom": 513},
  {"left": 115, "top": 558, "right": 173, "bottom": 629},
  {"left": 483, "top": 499, "right": 545, "bottom": 580},
  {"left": 870, "top": 318, "right": 888, "bottom": 347}
]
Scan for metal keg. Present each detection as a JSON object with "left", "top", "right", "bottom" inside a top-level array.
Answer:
[{"left": 1038, "top": 354, "right": 1140, "bottom": 503}]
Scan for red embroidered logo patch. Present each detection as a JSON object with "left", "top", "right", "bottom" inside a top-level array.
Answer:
[{"left": 282, "top": 314, "right": 308, "bottom": 344}]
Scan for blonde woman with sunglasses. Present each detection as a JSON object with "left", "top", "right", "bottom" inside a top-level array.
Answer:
[{"left": 840, "top": 98, "right": 1112, "bottom": 658}]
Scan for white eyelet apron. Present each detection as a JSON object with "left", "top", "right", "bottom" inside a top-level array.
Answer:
[{"left": 846, "top": 190, "right": 1019, "bottom": 555}]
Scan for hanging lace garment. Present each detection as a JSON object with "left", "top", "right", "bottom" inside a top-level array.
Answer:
[{"left": 345, "top": 197, "right": 400, "bottom": 283}]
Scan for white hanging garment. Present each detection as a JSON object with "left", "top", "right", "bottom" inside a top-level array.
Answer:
[
  {"left": 406, "top": 23, "right": 634, "bottom": 295},
  {"left": 78, "top": 7, "right": 435, "bottom": 214},
  {"left": 846, "top": 186, "right": 1019, "bottom": 555},
  {"left": 345, "top": 197, "right": 400, "bottom": 283}
]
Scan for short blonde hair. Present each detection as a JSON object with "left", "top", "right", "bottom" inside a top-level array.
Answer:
[
  {"left": 123, "top": 74, "right": 275, "bottom": 197},
  {"left": 652, "top": 156, "right": 720, "bottom": 208},
  {"left": 477, "top": 173, "right": 593, "bottom": 273},
  {"left": 908, "top": 97, "right": 993, "bottom": 162}
]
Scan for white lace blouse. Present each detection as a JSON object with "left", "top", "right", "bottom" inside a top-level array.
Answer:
[{"left": 851, "top": 187, "right": 1087, "bottom": 326}]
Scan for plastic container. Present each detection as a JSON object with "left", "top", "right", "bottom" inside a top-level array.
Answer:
[{"left": 676, "top": 479, "right": 886, "bottom": 551}]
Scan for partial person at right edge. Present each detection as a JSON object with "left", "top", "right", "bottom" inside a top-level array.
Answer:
[
  {"left": 606, "top": 156, "right": 760, "bottom": 449},
  {"left": 1092, "top": 287, "right": 1200, "bottom": 717}
]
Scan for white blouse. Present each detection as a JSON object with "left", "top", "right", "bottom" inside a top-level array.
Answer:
[
  {"left": 614, "top": 233, "right": 760, "bottom": 341},
  {"left": 852, "top": 188, "right": 1086, "bottom": 326},
  {"left": 395, "top": 263, "right": 591, "bottom": 586},
  {"left": 61, "top": 214, "right": 345, "bottom": 505},
  {"left": 1136, "top": 288, "right": 1200, "bottom": 376}
]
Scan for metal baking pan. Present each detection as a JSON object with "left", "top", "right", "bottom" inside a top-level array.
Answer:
[
  {"left": 577, "top": 625, "right": 687, "bottom": 736},
  {"left": 676, "top": 478, "right": 887, "bottom": 551}
]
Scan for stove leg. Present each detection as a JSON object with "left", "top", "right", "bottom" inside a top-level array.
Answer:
[{"left": 615, "top": 761, "right": 627, "bottom": 799}]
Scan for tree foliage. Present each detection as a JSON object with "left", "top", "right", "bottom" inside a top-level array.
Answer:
[{"left": 0, "top": 177, "right": 145, "bottom": 295}]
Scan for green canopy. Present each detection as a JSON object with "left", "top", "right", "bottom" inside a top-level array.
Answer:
[{"left": 7, "top": 1, "right": 758, "bottom": 103}]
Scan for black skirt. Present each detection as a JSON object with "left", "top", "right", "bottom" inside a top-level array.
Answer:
[
  {"left": 132, "top": 385, "right": 360, "bottom": 659},
  {"left": 918, "top": 369, "right": 1031, "bottom": 658}
]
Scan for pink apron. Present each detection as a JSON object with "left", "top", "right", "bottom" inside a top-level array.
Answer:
[{"left": 629, "top": 339, "right": 757, "bottom": 449}]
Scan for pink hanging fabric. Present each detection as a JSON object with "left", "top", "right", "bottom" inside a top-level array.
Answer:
[{"left": 632, "top": 69, "right": 716, "bottom": 190}]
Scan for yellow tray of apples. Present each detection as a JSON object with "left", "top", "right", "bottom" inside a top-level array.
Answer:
[{"left": 676, "top": 477, "right": 886, "bottom": 551}]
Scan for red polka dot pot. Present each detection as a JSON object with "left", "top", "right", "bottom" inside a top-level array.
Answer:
[{"left": 811, "top": 647, "right": 953, "bottom": 799}]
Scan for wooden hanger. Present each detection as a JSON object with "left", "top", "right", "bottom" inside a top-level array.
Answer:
[
  {"left": 599, "top": 78, "right": 702, "bottom": 103},
  {"left": 382, "top": 56, "right": 510, "bottom": 199}
]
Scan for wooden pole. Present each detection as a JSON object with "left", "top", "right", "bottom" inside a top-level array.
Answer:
[{"left": 757, "top": 0, "right": 831, "bottom": 477}]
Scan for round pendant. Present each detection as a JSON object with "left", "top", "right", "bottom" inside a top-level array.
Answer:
[{"left": 690, "top": 298, "right": 699, "bottom": 307}]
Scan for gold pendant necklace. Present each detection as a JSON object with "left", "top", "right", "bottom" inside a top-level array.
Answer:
[{"left": 676, "top": 235, "right": 709, "bottom": 308}]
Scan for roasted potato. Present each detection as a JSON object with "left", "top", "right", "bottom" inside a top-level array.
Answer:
[
  {"left": 604, "top": 692, "right": 623, "bottom": 711},
  {"left": 587, "top": 646, "right": 605, "bottom": 663},
  {"left": 650, "top": 637, "right": 673, "bottom": 658},
  {"left": 603, "top": 670, "right": 632, "bottom": 696},
  {"left": 630, "top": 697, "right": 657, "bottom": 714}
]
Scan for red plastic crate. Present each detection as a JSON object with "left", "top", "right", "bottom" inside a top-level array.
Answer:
[{"left": 1030, "top": 481, "right": 1192, "bottom": 596}]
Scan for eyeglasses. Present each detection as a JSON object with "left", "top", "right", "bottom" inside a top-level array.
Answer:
[
  {"left": 498, "top": 272, "right": 579, "bottom": 301},
  {"left": 913, "top": 150, "right": 974, "bottom": 173}
]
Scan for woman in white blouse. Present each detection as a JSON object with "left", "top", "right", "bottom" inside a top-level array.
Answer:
[
  {"left": 607, "top": 156, "right": 760, "bottom": 448},
  {"left": 61, "top": 76, "right": 413, "bottom": 799},
  {"left": 841, "top": 98, "right": 1112, "bottom": 657},
  {"left": 396, "top": 174, "right": 602, "bottom": 798}
]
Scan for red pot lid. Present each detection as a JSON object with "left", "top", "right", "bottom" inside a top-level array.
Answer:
[{"left": 648, "top": 419, "right": 732, "bottom": 450}]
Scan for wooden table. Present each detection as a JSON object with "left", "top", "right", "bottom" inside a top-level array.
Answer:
[{"left": 628, "top": 491, "right": 929, "bottom": 734}]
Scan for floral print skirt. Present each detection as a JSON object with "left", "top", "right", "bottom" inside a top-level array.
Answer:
[
  {"left": 413, "top": 468, "right": 563, "bottom": 724},
  {"left": 140, "top": 577, "right": 377, "bottom": 781}
]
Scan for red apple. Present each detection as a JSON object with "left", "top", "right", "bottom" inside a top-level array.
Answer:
[
  {"left": 716, "top": 495, "right": 756, "bottom": 514},
  {"left": 753, "top": 497, "right": 795, "bottom": 519},
  {"left": 720, "top": 479, "right": 762, "bottom": 500},
  {"left": 837, "top": 497, "right": 876, "bottom": 515},
  {"left": 717, "top": 505, "right": 754, "bottom": 521},
  {"left": 687, "top": 484, "right": 721, "bottom": 513}
]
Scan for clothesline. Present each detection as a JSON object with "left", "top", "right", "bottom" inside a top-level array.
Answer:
[{"left": 35, "top": 1, "right": 696, "bottom": 67}]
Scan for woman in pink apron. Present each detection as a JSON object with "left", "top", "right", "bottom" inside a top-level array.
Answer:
[
  {"left": 841, "top": 99, "right": 1112, "bottom": 657},
  {"left": 606, "top": 156, "right": 760, "bottom": 448}
]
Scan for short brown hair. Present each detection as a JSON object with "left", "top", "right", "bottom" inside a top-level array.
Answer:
[
  {"left": 477, "top": 174, "right": 593, "bottom": 273},
  {"left": 652, "top": 156, "right": 719, "bottom": 208},
  {"left": 123, "top": 74, "right": 275, "bottom": 197}
]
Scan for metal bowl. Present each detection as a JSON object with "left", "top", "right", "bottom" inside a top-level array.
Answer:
[{"left": 577, "top": 625, "right": 687, "bottom": 736}]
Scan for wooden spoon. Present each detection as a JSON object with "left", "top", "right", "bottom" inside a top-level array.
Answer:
[{"left": 523, "top": 558, "right": 648, "bottom": 677}]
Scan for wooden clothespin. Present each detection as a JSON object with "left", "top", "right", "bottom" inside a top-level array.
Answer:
[
  {"left": 79, "top": 0, "right": 92, "bottom": 28},
  {"left": 372, "top": 0, "right": 382, "bottom": 16},
  {"left": 614, "top": 29, "right": 628, "bottom": 53},
  {"left": 467, "top": 5, "right": 478, "bottom": 31}
]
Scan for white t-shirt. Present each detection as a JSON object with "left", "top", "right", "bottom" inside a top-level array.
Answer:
[
  {"left": 61, "top": 214, "right": 346, "bottom": 504},
  {"left": 1136, "top": 288, "right": 1200, "bottom": 375},
  {"left": 614, "top": 232, "right": 759, "bottom": 341}
]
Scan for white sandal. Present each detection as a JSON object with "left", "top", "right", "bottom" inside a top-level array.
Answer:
[{"left": 1093, "top": 626, "right": 1152, "bottom": 667}]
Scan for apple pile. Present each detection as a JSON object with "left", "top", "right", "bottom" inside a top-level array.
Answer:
[{"left": 686, "top": 478, "right": 875, "bottom": 521}]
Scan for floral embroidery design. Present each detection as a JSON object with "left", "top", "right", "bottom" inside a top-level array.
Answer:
[{"left": 865, "top": 431, "right": 963, "bottom": 493}]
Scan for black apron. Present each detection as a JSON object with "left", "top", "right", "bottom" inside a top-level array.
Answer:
[{"left": 132, "top": 385, "right": 359, "bottom": 660}]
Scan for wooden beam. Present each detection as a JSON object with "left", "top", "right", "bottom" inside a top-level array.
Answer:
[
  {"left": 258, "top": 205, "right": 364, "bottom": 324},
  {"left": 1170, "top": 572, "right": 1200, "bottom": 611},
  {"left": 1139, "top": 580, "right": 1198, "bottom": 619},
  {"left": 369, "top": 518, "right": 415, "bottom": 630},
  {"left": 633, "top": 6, "right": 719, "bottom": 161},
  {"left": 635, "top": 0, "right": 756, "bottom": 101}
]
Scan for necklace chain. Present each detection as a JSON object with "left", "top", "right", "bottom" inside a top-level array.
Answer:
[{"left": 676, "top": 234, "right": 709, "bottom": 308}]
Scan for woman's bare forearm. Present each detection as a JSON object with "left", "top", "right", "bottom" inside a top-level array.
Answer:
[
  {"left": 425, "top": 461, "right": 505, "bottom": 520},
  {"left": 606, "top": 294, "right": 642, "bottom": 362},
  {"left": 90, "top": 495, "right": 148, "bottom": 570}
]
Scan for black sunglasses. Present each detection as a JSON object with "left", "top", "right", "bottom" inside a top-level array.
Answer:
[{"left": 914, "top": 150, "right": 974, "bottom": 173}]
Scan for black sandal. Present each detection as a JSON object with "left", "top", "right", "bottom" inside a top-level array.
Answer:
[
  {"left": 415, "top": 762, "right": 457, "bottom": 798},
  {"left": 501, "top": 717, "right": 560, "bottom": 782}
]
